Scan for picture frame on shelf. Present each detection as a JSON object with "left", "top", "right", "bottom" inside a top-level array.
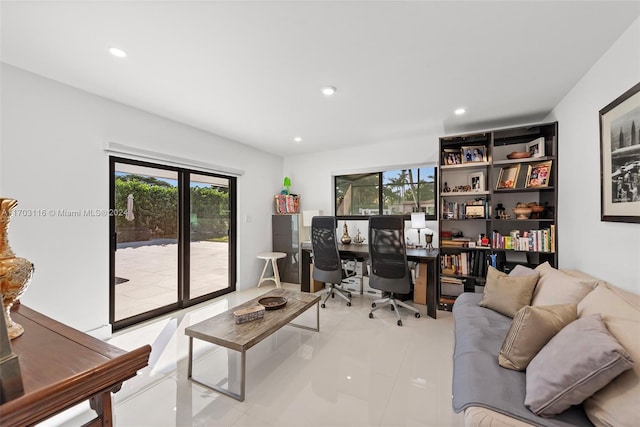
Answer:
[
  {"left": 443, "top": 148, "right": 462, "bottom": 165},
  {"left": 525, "top": 160, "right": 552, "bottom": 188},
  {"left": 496, "top": 164, "right": 520, "bottom": 189},
  {"left": 468, "top": 171, "right": 485, "bottom": 191},
  {"left": 525, "top": 137, "right": 545, "bottom": 158},
  {"left": 461, "top": 146, "right": 487, "bottom": 163},
  {"left": 599, "top": 81, "right": 640, "bottom": 223},
  {"left": 464, "top": 204, "right": 486, "bottom": 219}
]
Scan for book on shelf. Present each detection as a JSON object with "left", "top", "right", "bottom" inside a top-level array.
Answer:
[
  {"left": 491, "top": 226, "right": 555, "bottom": 253},
  {"left": 440, "top": 250, "right": 487, "bottom": 277}
]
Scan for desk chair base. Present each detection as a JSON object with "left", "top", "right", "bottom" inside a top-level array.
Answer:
[
  {"left": 369, "top": 294, "right": 420, "bottom": 326},
  {"left": 321, "top": 283, "right": 352, "bottom": 308}
]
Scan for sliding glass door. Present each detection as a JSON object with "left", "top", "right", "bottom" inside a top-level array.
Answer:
[
  {"left": 110, "top": 158, "right": 236, "bottom": 330},
  {"left": 189, "top": 173, "right": 231, "bottom": 300}
]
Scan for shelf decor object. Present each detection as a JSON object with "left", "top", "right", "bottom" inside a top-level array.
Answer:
[
  {"left": 424, "top": 228, "right": 435, "bottom": 250},
  {"left": 461, "top": 146, "right": 487, "bottom": 163},
  {"left": 525, "top": 137, "right": 545, "bottom": 158},
  {"left": 497, "top": 165, "right": 521, "bottom": 189},
  {"left": 443, "top": 148, "right": 463, "bottom": 165},
  {"left": 525, "top": 161, "right": 552, "bottom": 188},
  {"left": 599, "top": 81, "right": 640, "bottom": 223},
  {"left": 468, "top": 171, "right": 485, "bottom": 191},
  {"left": 0, "top": 198, "right": 35, "bottom": 340}
]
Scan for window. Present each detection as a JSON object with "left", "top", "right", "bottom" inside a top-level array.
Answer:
[{"left": 335, "top": 166, "right": 437, "bottom": 219}]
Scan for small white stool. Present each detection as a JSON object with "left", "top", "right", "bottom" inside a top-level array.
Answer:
[{"left": 257, "top": 252, "right": 287, "bottom": 288}]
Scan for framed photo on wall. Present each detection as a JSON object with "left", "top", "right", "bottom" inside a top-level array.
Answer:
[
  {"left": 443, "top": 148, "right": 462, "bottom": 165},
  {"left": 600, "top": 81, "right": 640, "bottom": 223},
  {"left": 461, "top": 146, "right": 487, "bottom": 163},
  {"left": 468, "top": 171, "right": 485, "bottom": 192},
  {"left": 525, "top": 161, "right": 552, "bottom": 188},
  {"left": 496, "top": 164, "right": 520, "bottom": 189}
]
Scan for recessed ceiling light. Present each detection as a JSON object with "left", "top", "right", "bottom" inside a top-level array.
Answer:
[
  {"left": 108, "top": 47, "right": 127, "bottom": 58},
  {"left": 455, "top": 108, "right": 466, "bottom": 115},
  {"left": 294, "top": 137, "right": 302, "bottom": 143},
  {"left": 321, "top": 86, "right": 337, "bottom": 96}
]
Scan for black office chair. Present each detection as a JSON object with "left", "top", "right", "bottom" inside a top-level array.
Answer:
[
  {"left": 311, "top": 216, "right": 354, "bottom": 308},
  {"left": 368, "top": 215, "right": 421, "bottom": 326}
]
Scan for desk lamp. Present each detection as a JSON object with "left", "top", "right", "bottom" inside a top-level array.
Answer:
[
  {"left": 411, "top": 212, "right": 426, "bottom": 247},
  {"left": 302, "top": 210, "right": 322, "bottom": 242}
]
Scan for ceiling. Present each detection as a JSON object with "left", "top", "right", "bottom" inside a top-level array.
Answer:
[{"left": 2, "top": 1, "right": 639, "bottom": 157}]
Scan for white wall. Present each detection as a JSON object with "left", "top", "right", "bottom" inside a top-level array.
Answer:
[
  {"left": 0, "top": 64, "right": 283, "bottom": 334},
  {"left": 287, "top": 18, "right": 640, "bottom": 294},
  {"left": 283, "top": 134, "right": 441, "bottom": 247},
  {"left": 545, "top": 18, "right": 640, "bottom": 292}
]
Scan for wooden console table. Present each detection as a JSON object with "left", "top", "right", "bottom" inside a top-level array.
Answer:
[{"left": 0, "top": 304, "right": 151, "bottom": 427}]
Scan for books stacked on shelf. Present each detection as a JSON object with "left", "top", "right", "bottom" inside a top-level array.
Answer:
[
  {"left": 442, "top": 198, "right": 489, "bottom": 219},
  {"left": 440, "top": 250, "right": 487, "bottom": 277},
  {"left": 491, "top": 225, "right": 555, "bottom": 252}
]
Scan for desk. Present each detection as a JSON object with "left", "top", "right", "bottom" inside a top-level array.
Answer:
[
  {"left": 0, "top": 304, "right": 151, "bottom": 427},
  {"left": 301, "top": 243, "right": 439, "bottom": 319}
]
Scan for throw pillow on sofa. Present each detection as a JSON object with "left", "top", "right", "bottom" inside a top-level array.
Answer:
[
  {"left": 508, "top": 264, "right": 539, "bottom": 278},
  {"left": 531, "top": 262, "right": 597, "bottom": 306},
  {"left": 498, "top": 303, "right": 577, "bottom": 371},
  {"left": 479, "top": 266, "right": 538, "bottom": 318},
  {"left": 578, "top": 283, "right": 640, "bottom": 427},
  {"left": 525, "top": 313, "right": 634, "bottom": 417}
]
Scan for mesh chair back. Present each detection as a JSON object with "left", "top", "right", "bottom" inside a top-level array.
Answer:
[
  {"left": 368, "top": 215, "right": 411, "bottom": 294},
  {"left": 311, "top": 216, "right": 343, "bottom": 284}
]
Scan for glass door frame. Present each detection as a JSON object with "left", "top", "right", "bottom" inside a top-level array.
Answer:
[{"left": 109, "top": 156, "right": 237, "bottom": 331}]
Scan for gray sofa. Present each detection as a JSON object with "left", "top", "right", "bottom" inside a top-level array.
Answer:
[{"left": 451, "top": 267, "right": 640, "bottom": 427}]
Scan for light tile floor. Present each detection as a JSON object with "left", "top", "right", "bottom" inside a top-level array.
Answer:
[{"left": 41, "top": 283, "right": 465, "bottom": 427}]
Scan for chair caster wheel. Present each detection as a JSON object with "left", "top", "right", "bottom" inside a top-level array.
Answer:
[
  {"left": 347, "top": 302, "right": 351, "bottom": 307},
  {"left": 390, "top": 305, "right": 395, "bottom": 311},
  {"left": 321, "top": 303, "right": 326, "bottom": 308},
  {"left": 415, "top": 313, "right": 421, "bottom": 318},
  {"left": 369, "top": 313, "right": 373, "bottom": 319},
  {"left": 331, "top": 293, "right": 335, "bottom": 298},
  {"left": 371, "top": 303, "right": 376, "bottom": 308},
  {"left": 397, "top": 320, "right": 403, "bottom": 326}
]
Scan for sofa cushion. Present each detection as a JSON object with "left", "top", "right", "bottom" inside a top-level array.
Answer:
[
  {"left": 453, "top": 293, "right": 592, "bottom": 426},
  {"left": 498, "top": 304, "right": 577, "bottom": 371},
  {"left": 525, "top": 313, "right": 634, "bottom": 417},
  {"left": 578, "top": 283, "right": 640, "bottom": 426},
  {"left": 531, "top": 262, "right": 597, "bottom": 306},
  {"left": 509, "top": 264, "right": 539, "bottom": 278},
  {"left": 479, "top": 266, "right": 538, "bottom": 318}
]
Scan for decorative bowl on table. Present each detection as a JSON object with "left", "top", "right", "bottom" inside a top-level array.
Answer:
[
  {"left": 258, "top": 296, "right": 287, "bottom": 310},
  {"left": 512, "top": 207, "right": 532, "bottom": 219}
]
